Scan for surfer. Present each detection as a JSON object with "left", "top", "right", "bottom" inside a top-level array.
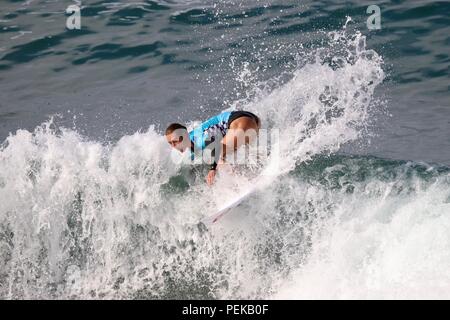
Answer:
[{"left": 165, "top": 111, "right": 261, "bottom": 185}]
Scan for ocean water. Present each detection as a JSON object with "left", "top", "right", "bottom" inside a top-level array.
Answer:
[{"left": 0, "top": 0, "right": 449, "bottom": 299}]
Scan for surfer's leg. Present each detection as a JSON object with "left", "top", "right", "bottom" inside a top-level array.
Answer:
[{"left": 220, "top": 115, "right": 259, "bottom": 164}]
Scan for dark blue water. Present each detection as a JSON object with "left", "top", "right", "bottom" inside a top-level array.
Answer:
[{"left": 0, "top": 0, "right": 449, "bottom": 299}]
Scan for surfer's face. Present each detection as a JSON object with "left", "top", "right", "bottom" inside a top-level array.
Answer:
[{"left": 166, "top": 130, "right": 189, "bottom": 152}]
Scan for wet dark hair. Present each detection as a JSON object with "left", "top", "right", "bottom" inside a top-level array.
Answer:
[{"left": 165, "top": 123, "right": 187, "bottom": 135}]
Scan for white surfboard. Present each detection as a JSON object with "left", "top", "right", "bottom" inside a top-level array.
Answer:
[
  {"left": 200, "top": 185, "right": 257, "bottom": 226},
  {"left": 200, "top": 167, "right": 276, "bottom": 226}
]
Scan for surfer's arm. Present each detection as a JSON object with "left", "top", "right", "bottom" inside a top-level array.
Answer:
[
  {"left": 205, "top": 139, "right": 226, "bottom": 185},
  {"left": 207, "top": 128, "right": 241, "bottom": 185}
]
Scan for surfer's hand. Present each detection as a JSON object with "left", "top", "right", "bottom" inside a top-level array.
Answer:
[{"left": 206, "top": 169, "right": 216, "bottom": 185}]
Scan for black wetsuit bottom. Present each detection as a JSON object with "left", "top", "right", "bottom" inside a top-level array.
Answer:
[{"left": 228, "top": 111, "right": 260, "bottom": 128}]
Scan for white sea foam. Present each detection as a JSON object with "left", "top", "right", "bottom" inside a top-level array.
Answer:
[{"left": 2, "top": 27, "right": 448, "bottom": 300}]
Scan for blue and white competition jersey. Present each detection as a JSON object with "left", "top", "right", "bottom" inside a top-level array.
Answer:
[{"left": 189, "top": 111, "right": 232, "bottom": 151}]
